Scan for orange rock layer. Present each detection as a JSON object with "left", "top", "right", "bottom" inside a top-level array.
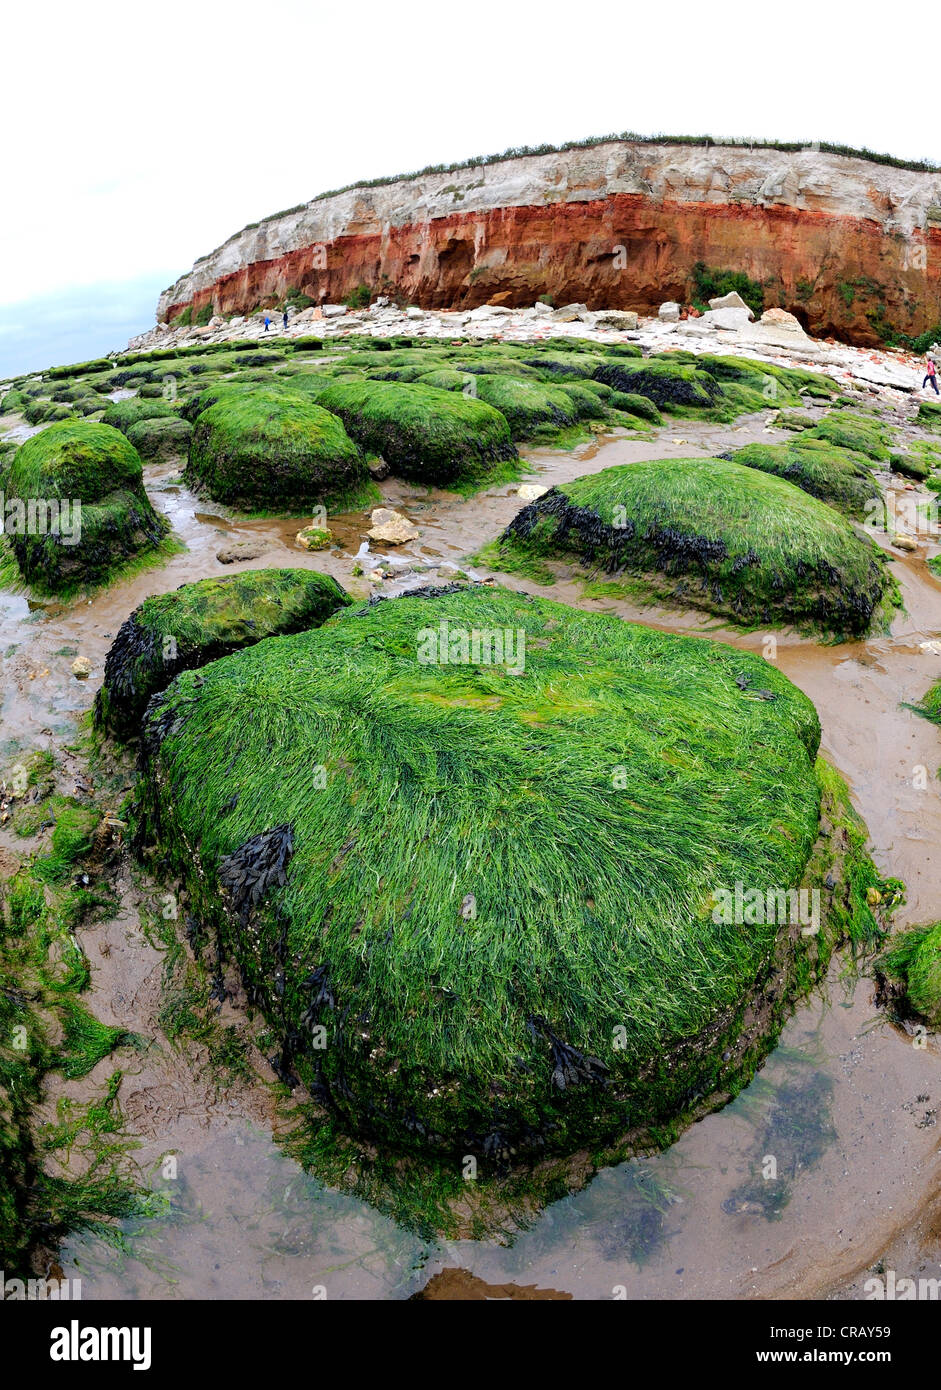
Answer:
[{"left": 166, "top": 194, "right": 941, "bottom": 347}]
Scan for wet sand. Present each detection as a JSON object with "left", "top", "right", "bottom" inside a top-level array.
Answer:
[{"left": 2, "top": 408, "right": 940, "bottom": 1300}]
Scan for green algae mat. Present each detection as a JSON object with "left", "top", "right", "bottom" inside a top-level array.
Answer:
[
  {"left": 487, "top": 458, "right": 897, "bottom": 637},
  {"left": 134, "top": 585, "right": 884, "bottom": 1217},
  {"left": 4, "top": 420, "right": 172, "bottom": 595},
  {"left": 95, "top": 568, "right": 351, "bottom": 741}
]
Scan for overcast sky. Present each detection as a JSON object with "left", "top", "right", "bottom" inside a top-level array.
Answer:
[{"left": 1, "top": 1, "right": 935, "bottom": 378}]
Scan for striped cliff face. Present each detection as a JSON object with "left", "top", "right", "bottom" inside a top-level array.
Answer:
[{"left": 158, "top": 141, "right": 941, "bottom": 347}]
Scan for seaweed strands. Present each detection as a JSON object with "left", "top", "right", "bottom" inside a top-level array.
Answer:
[
  {"left": 218, "top": 824, "right": 295, "bottom": 926},
  {"left": 528, "top": 1014, "right": 610, "bottom": 1092}
]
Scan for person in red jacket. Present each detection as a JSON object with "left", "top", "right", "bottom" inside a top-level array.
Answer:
[{"left": 923, "top": 356, "right": 939, "bottom": 394}]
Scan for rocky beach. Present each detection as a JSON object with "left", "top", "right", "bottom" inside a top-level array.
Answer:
[{"left": 1, "top": 135, "right": 941, "bottom": 1311}]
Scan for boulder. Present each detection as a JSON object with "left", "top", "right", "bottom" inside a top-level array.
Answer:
[
  {"left": 708, "top": 290, "right": 754, "bottom": 318},
  {"left": 368, "top": 507, "right": 419, "bottom": 544},
  {"left": 760, "top": 308, "right": 804, "bottom": 331},
  {"left": 701, "top": 307, "right": 753, "bottom": 332},
  {"left": 553, "top": 303, "right": 593, "bottom": 324},
  {"left": 322, "top": 304, "right": 348, "bottom": 318},
  {"left": 594, "top": 310, "right": 639, "bottom": 331},
  {"left": 658, "top": 301, "right": 681, "bottom": 322}
]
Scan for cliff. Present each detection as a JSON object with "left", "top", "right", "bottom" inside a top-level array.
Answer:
[{"left": 157, "top": 139, "right": 941, "bottom": 347}]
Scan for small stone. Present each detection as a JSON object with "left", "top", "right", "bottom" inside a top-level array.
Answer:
[
  {"left": 367, "top": 456, "right": 391, "bottom": 480},
  {"left": 295, "top": 525, "right": 332, "bottom": 551},
  {"left": 71, "top": 657, "right": 92, "bottom": 680},
  {"left": 367, "top": 508, "right": 419, "bottom": 544},
  {"left": 517, "top": 484, "right": 549, "bottom": 500},
  {"left": 217, "top": 540, "right": 267, "bottom": 564},
  {"left": 891, "top": 533, "right": 918, "bottom": 552}
]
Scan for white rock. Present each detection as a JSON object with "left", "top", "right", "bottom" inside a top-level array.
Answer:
[
  {"left": 708, "top": 290, "right": 754, "bottom": 317},
  {"left": 517, "top": 484, "right": 549, "bottom": 500},
  {"left": 594, "top": 310, "right": 639, "bottom": 330},
  {"left": 406, "top": 307, "right": 425, "bottom": 320},
  {"left": 322, "top": 304, "right": 347, "bottom": 318},
  {"left": 702, "top": 306, "right": 753, "bottom": 332},
  {"left": 658, "top": 301, "right": 681, "bottom": 322},
  {"left": 368, "top": 508, "right": 419, "bottom": 544},
  {"left": 760, "top": 307, "right": 803, "bottom": 330}
]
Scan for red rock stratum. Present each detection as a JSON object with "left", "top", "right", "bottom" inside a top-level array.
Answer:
[{"left": 158, "top": 139, "right": 941, "bottom": 346}]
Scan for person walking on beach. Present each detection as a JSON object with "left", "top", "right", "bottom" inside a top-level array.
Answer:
[
  {"left": 264, "top": 315, "right": 271, "bottom": 332},
  {"left": 282, "top": 309, "right": 288, "bottom": 331},
  {"left": 924, "top": 355, "right": 939, "bottom": 394}
]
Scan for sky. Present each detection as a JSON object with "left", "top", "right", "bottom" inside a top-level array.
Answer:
[{"left": 1, "top": 0, "right": 937, "bottom": 379}]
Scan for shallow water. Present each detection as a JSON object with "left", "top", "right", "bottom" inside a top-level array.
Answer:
[{"left": 3, "top": 409, "right": 940, "bottom": 1300}]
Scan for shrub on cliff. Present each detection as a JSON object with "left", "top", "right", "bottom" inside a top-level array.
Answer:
[
  {"left": 95, "top": 568, "right": 351, "bottom": 740},
  {"left": 691, "top": 262, "right": 765, "bottom": 317},
  {"left": 488, "top": 458, "right": 896, "bottom": 637},
  {"left": 4, "top": 421, "right": 171, "bottom": 594},
  {"left": 185, "top": 387, "right": 369, "bottom": 511},
  {"left": 314, "top": 379, "right": 518, "bottom": 488},
  {"left": 727, "top": 438, "right": 883, "bottom": 520},
  {"left": 135, "top": 584, "right": 880, "bottom": 1177}
]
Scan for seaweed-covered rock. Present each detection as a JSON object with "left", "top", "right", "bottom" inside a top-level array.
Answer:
[
  {"left": 125, "top": 416, "right": 193, "bottom": 461},
  {"left": 875, "top": 921, "right": 941, "bottom": 1028},
  {"left": 5, "top": 421, "right": 170, "bottom": 593},
  {"left": 729, "top": 439, "right": 883, "bottom": 520},
  {"left": 804, "top": 410, "right": 893, "bottom": 461},
  {"left": 314, "top": 379, "right": 517, "bottom": 487},
  {"left": 137, "top": 585, "right": 844, "bottom": 1164},
  {"left": 607, "top": 391, "right": 663, "bottom": 425},
  {"left": 593, "top": 358, "right": 724, "bottom": 412},
  {"left": 95, "top": 568, "right": 350, "bottom": 740},
  {"left": 185, "top": 387, "right": 368, "bottom": 510},
  {"left": 470, "top": 375, "right": 578, "bottom": 439},
  {"left": 100, "top": 398, "right": 178, "bottom": 435},
  {"left": 494, "top": 458, "right": 895, "bottom": 637}
]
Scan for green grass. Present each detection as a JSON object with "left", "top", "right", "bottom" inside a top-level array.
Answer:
[
  {"left": 134, "top": 584, "right": 882, "bottom": 1210},
  {"left": 185, "top": 386, "right": 371, "bottom": 511},
  {"left": 95, "top": 568, "right": 351, "bottom": 740},
  {"left": 728, "top": 438, "right": 883, "bottom": 520},
  {"left": 493, "top": 458, "right": 897, "bottom": 637}
]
